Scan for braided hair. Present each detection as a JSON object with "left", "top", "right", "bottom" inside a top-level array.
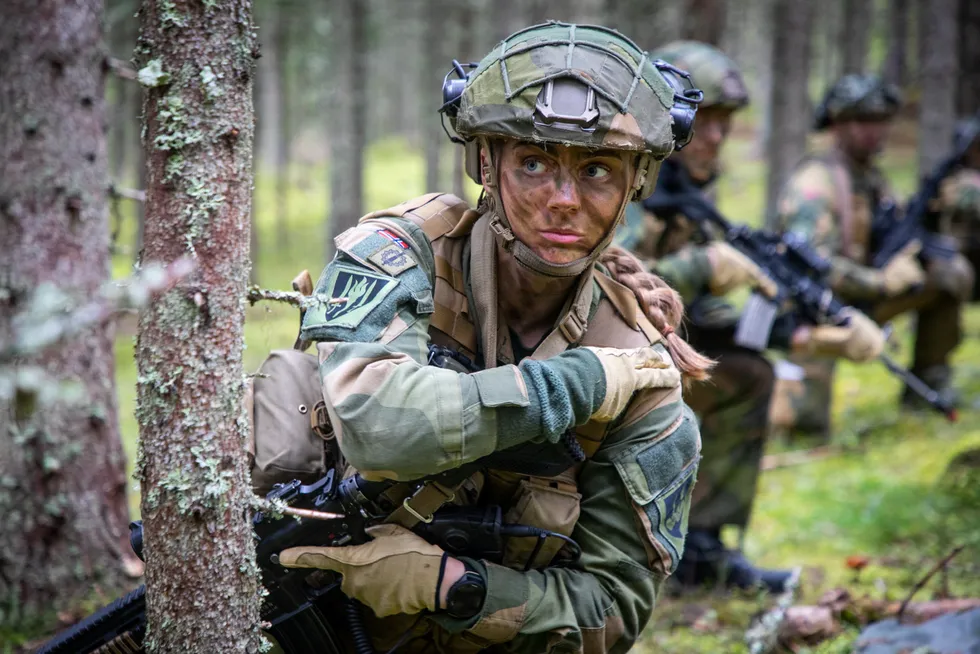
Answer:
[{"left": 599, "top": 246, "right": 714, "bottom": 382}]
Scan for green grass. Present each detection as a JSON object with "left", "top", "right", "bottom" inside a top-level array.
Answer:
[{"left": 108, "top": 130, "right": 980, "bottom": 652}]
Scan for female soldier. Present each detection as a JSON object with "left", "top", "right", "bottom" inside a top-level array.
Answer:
[{"left": 277, "top": 23, "right": 711, "bottom": 653}]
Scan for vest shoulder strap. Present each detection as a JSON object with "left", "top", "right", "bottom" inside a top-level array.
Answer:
[{"left": 359, "top": 192, "right": 478, "bottom": 242}]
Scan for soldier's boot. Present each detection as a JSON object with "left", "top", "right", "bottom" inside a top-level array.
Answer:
[
  {"left": 902, "top": 364, "right": 957, "bottom": 412},
  {"left": 674, "top": 529, "right": 794, "bottom": 593}
]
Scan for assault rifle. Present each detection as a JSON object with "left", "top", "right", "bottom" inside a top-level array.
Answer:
[
  {"left": 642, "top": 170, "right": 957, "bottom": 421},
  {"left": 39, "top": 348, "right": 585, "bottom": 654},
  {"left": 870, "top": 113, "right": 980, "bottom": 268}
]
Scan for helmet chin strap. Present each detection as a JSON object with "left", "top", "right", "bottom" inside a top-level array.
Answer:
[{"left": 479, "top": 137, "right": 651, "bottom": 279}]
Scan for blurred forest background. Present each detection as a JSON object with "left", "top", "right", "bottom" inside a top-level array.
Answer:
[
  {"left": 6, "top": 0, "right": 980, "bottom": 652},
  {"left": 106, "top": 0, "right": 980, "bottom": 651}
]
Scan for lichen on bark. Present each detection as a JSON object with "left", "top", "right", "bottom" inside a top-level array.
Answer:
[{"left": 135, "top": 0, "right": 263, "bottom": 651}]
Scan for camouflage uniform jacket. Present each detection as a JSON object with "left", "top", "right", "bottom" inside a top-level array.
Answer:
[
  {"left": 776, "top": 149, "right": 892, "bottom": 301},
  {"left": 299, "top": 193, "right": 701, "bottom": 653}
]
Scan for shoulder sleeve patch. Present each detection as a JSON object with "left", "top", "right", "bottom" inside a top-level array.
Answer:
[
  {"left": 305, "top": 264, "right": 399, "bottom": 330},
  {"left": 368, "top": 243, "right": 418, "bottom": 276}
]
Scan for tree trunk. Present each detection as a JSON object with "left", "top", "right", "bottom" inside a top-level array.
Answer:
[
  {"left": 884, "top": 0, "right": 910, "bottom": 87},
  {"left": 452, "top": 0, "right": 476, "bottom": 201},
  {"left": 256, "top": 0, "right": 281, "bottom": 174},
  {"left": 0, "top": 0, "right": 133, "bottom": 636},
  {"left": 328, "top": 0, "right": 367, "bottom": 253},
  {"left": 683, "top": 0, "right": 727, "bottom": 46},
  {"left": 135, "top": 0, "right": 262, "bottom": 651},
  {"left": 492, "top": 0, "right": 525, "bottom": 41},
  {"left": 423, "top": 0, "right": 445, "bottom": 194},
  {"left": 842, "top": 0, "right": 871, "bottom": 74},
  {"left": 917, "top": 0, "right": 959, "bottom": 176},
  {"left": 765, "top": 0, "right": 815, "bottom": 226},
  {"left": 957, "top": 0, "right": 980, "bottom": 117},
  {"left": 275, "top": 9, "right": 290, "bottom": 250}
]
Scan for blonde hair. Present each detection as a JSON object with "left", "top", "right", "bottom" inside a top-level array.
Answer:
[{"left": 599, "top": 246, "right": 714, "bottom": 382}]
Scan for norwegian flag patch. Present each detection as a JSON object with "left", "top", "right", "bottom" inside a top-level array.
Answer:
[{"left": 377, "top": 229, "right": 409, "bottom": 249}]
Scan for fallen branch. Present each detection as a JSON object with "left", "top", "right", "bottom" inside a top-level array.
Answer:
[
  {"left": 897, "top": 545, "right": 965, "bottom": 623},
  {"left": 761, "top": 446, "right": 841, "bottom": 471},
  {"left": 1, "top": 258, "right": 195, "bottom": 362},
  {"left": 109, "top": 184, "right": 146, "bottom": 202},
  {"left": 108, "top": 57, "right": 137, "bottom": 81},
  {"left": 246, "top": 286, "right": 305, "bottom": 307},
  {"left": 776, "top": 586, "right": 980, "bottom": 647},
  {"left": 745, "top": 567, "right": 802, "bottom": 653}
]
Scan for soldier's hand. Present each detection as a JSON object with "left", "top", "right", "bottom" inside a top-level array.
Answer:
[
  {"left": 793, "top": 309, "right": 884, "bottom": 363},
  {"left": 879, "top": 241, "right": 925, "bottom": 296},
  {"left": 705, "top": 242, "right": 779, "bottom": 298},
  {"left": 278, "top": 523, "right": 447, "bottom": 617},
  {"left": 583, "top": 346, "right": 681, "bottom": 422}
]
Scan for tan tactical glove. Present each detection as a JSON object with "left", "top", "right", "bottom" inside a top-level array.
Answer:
[
  {"left": 705, "top": 242, "right": 779, "bottom": 298},
  {"left": 878, "top": 241, "right": 926, "bottom": 297},
  {"left": 585, "top": 346, "right": 681, "bottom": 422},
  {"left": 794, "top": 309, "right": 885, "bottom": 363},
  {"left": 278, "top": 523, "right": 445, "bottom": 617}
]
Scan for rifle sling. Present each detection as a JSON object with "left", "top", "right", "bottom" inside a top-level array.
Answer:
[{"left": 385, "top": 480, "right": 464, "bottom": 529}]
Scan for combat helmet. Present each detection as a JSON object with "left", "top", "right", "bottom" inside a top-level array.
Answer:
[
  {"left": 814, "top": 73, "right": 902, "bottom": 130},
  {"left": 652, "top": 40, "right": 749, "bottom": 110},
  {"left": 440, "top": 21, "right": 702, "bottom": 278}
]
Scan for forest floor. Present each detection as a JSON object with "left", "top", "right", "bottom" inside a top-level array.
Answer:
[{"left": 105, "top": 119, "right": 980, "bottom": 653}]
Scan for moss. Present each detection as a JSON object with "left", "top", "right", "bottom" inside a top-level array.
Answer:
[
  {"left": 159, "top": 0, "right": 187, "bottom": 29},
  {"left": 153, "top": 94, "right": 203, "bottom": 153},
  {"left": 200, "top": 66, "right": 223, "bottom": 101},
  {"left": 137, "top": 59, "right": 170, "bottom": 88}
]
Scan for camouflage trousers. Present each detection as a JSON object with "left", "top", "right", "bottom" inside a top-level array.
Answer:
[
  {"left": 686, "top": 345, "right": 774, "bottom": 530},
  {"left": 770, "top": 256, "right": 971, "bottom": 438}
]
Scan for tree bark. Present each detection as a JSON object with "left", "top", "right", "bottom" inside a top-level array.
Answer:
[
  {"left": 328, "top": 0, "right": 367, "bottom": 254},
  {"left": 765, "top": 0, "right": 815, "bottom": 226},
  {"left": 135, "top": 0, "right": 262, "bottom": 651},
  {"left": 0, "top": 0, "right": 133, "bottom": 637},
  {"left": 957, "top": 0, "right": 980, "bottom": 117},
  {"left": 884, "top": 0, "right": 910, "bottom": 87},
  {"left": 842, "top": 0, "right": 871, "bottom": 74},
  {"left": 917, "top": 0, "right": 959, "bottom": 176},
  {"left": 683, "top": 0, "right": 728, "bottom": 46}
]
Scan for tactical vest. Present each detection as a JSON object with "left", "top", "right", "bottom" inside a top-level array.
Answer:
[
  {"left": 348, "top": 193, "right": 666, "bottom": 651},
  {"left": 808, "top": 151, "right": 889, "bottom": 264}
]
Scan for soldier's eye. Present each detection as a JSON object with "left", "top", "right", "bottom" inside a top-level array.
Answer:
[
  {"left": 584, "top": 164, "right": 610, "bottom": 178},
  {"left": 523, "top": 158, "right": 545, "bottom": 174}
]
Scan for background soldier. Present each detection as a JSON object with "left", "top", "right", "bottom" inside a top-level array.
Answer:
[
  {"left": 275, "top": 23, "right": 712, "bottom": 652},
  {"left": 938, "top": 118, "right": 980, "bottom": 300},
  {"left": 775, "top": 74, "right": 975, "bottom": 437},
  {"left": 616, "top": 42, "right": 884, "bottom": 594}
]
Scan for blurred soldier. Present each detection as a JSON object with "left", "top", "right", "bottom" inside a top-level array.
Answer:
[
  {"left": 275, "top": 23, "right": 713, "bottom": 652},
  {"left": 616, "top": 42, "right": 884, "bottom": 593},
  {"left": 775, "top": 74, "right": 974, "bottom": 435},
  {"left": 937, "top": 118, "right": 980, "bottom": 300}
]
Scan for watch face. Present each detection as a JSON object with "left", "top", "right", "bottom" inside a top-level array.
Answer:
[{"left": 447, "top": 572, "right": 486, "bottom": 619}]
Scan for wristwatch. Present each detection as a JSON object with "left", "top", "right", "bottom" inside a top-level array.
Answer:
[{"left": 445, "top": 562, "right": 487, "bottom": 620}]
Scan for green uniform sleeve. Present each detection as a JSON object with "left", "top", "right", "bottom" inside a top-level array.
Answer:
[
  {"left": 303, "top": 218, "right": 609, "bottom": 481},
  {"left": 653, "top": 244, "right": 713, "bottom": 303},
  {"left": 777, "top": 159, "right": 883, "bottom": 301},
  {"left": 433, "top": 383, "right": 701, "bottom": 652}
]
